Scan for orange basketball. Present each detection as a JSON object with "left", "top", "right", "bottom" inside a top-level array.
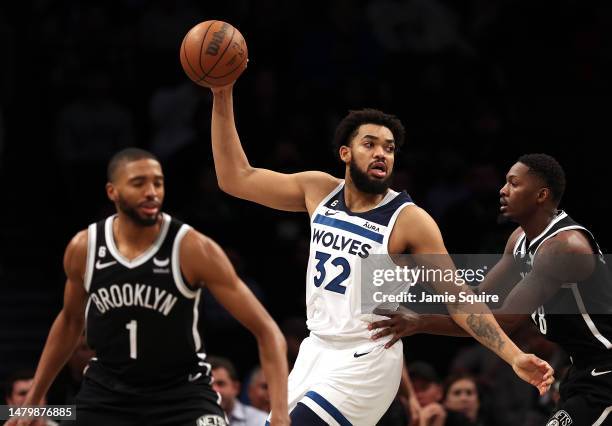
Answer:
[{"left": 180, "top": 20, "right": 248, "bottom": 88}]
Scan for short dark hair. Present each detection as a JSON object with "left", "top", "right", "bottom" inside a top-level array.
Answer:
[
  {"left": 107, "top": 148, "right": 159, "bottom": 182},
  {"left": 518, "top": 153, "right": 566, "bottom": 204},
  {"left": 208, "top": 356, "right": 238, "bottom": 381},
  {"left": 407, "top": 361, "right": 440, "bottom": 384},
  {"left": 4, "top": 369, "right": 35, "bottom": 398},
  {"left": 332, "top": 108, "right": 406, "bottom": 159},
  {"left": 443, "top": 372, "right": 479, "bottom": 401}
]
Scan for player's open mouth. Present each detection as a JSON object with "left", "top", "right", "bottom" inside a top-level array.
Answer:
[
  {"left": 499, "top": 198, "right": 508, "bottom": 211},
  {"left": 368, "top": 162, "right": 387, "bottom": 178},
  {"left": 139, "top": 202, "right": 160, "bottom": 215}
]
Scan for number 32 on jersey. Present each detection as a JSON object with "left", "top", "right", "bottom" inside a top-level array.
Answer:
[{"left": 313, "top": 250, "right": 351, "bottom": 295}]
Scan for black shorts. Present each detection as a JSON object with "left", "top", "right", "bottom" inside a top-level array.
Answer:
[
  {"left": 61, "top": 376, "right": 227, "bottom": 426},
  {"left": 546, "top": 363, "right": 612, "bottom": 426}
]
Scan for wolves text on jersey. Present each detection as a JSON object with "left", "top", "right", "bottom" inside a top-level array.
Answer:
[{"left": 312, "top": 228, "right": 372, "bottom": 258}]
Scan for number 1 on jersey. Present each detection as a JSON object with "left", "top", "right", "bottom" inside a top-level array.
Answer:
[{"left": 125, "top": 320, "right": 137, "bottom": 359}]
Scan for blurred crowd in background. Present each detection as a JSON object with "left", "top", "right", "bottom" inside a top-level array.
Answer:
[{"left": 1, "top": 0, "right": 611, "bottom": 424}]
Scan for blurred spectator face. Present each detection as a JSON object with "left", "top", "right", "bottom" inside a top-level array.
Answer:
[
  {"left": 211, "top": 367, "right": 240, "bottom": 413},
  {"left": 444, "top": 378, "right": 479, "bottom": 422},
  {"left": 413, "top": 378, "right": 443, "bottom": 407},
  {"left": 248, "top": 369, "right": 270, "bottom": 412},
  {"left": 6, "top": 378, "right": 32, "bottom": 405},
  {"left": 6, "top": 377, "right": 47, "bottom": 407},
  {"left": 6, "top": 374, "right": 50, "bottom": 426}
]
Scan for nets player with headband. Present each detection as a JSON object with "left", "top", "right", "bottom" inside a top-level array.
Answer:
[
  {"left": 371, "top": 154, "right": 612, "bottom": 425},
  {"left": 207, "top": 81, "right": 554, "bottom": 425},
  {"left": 10, "top": 148, "right": 290, "bottom": 426}
]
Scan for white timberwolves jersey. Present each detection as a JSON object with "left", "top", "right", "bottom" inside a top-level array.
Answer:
[{"left": 306, "top": 182, "right": 414, "bottom": 342}]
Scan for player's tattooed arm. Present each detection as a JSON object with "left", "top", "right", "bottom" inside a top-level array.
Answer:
[
  {"left": 387, "top": 207, "right": 554, "bottom": 395},
  {"left": 465, "top": 313, "right": 505, "bottom": 351},
  {"left": 393, "top": 207, "right": 519, "bottom": 356}
]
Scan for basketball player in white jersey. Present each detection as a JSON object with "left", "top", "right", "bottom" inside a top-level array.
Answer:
[
  {"left": 9, "top": 149, "right": 289, "bottom": 426},
  {"left": 209, "top": 85, "right": 554, "bottom": 425}
]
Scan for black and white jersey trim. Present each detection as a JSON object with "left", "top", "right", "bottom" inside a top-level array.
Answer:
[
  {"left": 594, "top": 406, "right": 612, "bottom": 426},
  {"left": 568, "top": 283, "right": 612, "bottom": 350},
  {"left": 84, "top": 223, "right": 97, "bottom": 292},
  {"left": 104, "top": 213, "right": 171, "bottom": 269},
  {"left": 171, "top": 225, "right": 197, "bottom": 299},
  {"left": 170, "top": 224, "right": 202, "bottom": 351}
]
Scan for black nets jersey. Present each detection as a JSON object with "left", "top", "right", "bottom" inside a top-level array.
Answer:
[
  {"left": 513, "top": 211, "right": 612, "bottom": 364},
  {"left": 83, "top": 213, "right": 211, "bottom": 391}
]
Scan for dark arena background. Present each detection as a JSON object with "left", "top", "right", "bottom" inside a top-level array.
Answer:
[{"left": 1, "top": 0, "right": 611, "bottom": 424}]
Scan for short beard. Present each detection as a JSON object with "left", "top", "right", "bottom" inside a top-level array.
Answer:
[
  {"left": 349, "top": 161, "right": 392, "bottom": 195},
  {"left": 117, "top": 196, "right": 160, "bottom": 227}
]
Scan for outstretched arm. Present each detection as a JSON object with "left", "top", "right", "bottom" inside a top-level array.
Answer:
[
  {"left": 376, "top": 228, "right": 597, "bottom": 342},
  {"left": 210, "top": 85, "right": 338, "bottom": 212},
  {"left": 371, "top": 227, "right": 527, "bottom": 339},
  {"left": 16, "top": 231, "right": 89, "bottom": 424},
  {"left": 378, "top": 207, "right": 553, "bottom": 394},
  {"left": 181, "top": 230, "right": 289, "bottom": 426}
]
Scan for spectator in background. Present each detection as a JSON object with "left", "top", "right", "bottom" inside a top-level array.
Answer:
[
  {"left": 443, "top": 374, "right": 488, "bottom": 426},
  {"left": 246, "top": 366, "right": 270, "bottom": 413},
  {"left": 450, "top": 343, "right": 531, "bottom": 426},
  {"left": 449, "top": 323, "right": 564, "bottom": 426},
  {"left": 5, "top": 369, "right": 58, "bottom": 426},
  {"left": 409, "top": 362, "right": 443, "bottom": 408},
  {"left": 408, "top": 361, "right": 471, "bottom": 426},
  {"left": 209, "top": 356, "right": 268, "bottom": 426}
]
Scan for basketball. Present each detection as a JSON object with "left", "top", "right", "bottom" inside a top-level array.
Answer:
[{"left": 180, "top": 20, "right": 248, "bottom": 88}]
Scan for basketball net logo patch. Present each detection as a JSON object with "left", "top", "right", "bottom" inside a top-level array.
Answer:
[
  {"left": 547, "top": 410, "right": 573, "bottom": 426},
  {"left": 196, "top": 415, "right": 227, "bottom": 426}
]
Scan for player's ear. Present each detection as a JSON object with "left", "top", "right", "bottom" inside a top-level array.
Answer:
[
  {"left": 106, "top": 182, "right": 117, "bottom": 202},
  {"left": 339, "top": 145, "right": 351, "bottom": 164},
  {"left": 536, "top": 187, "right": 550, "bottom": 204}
]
